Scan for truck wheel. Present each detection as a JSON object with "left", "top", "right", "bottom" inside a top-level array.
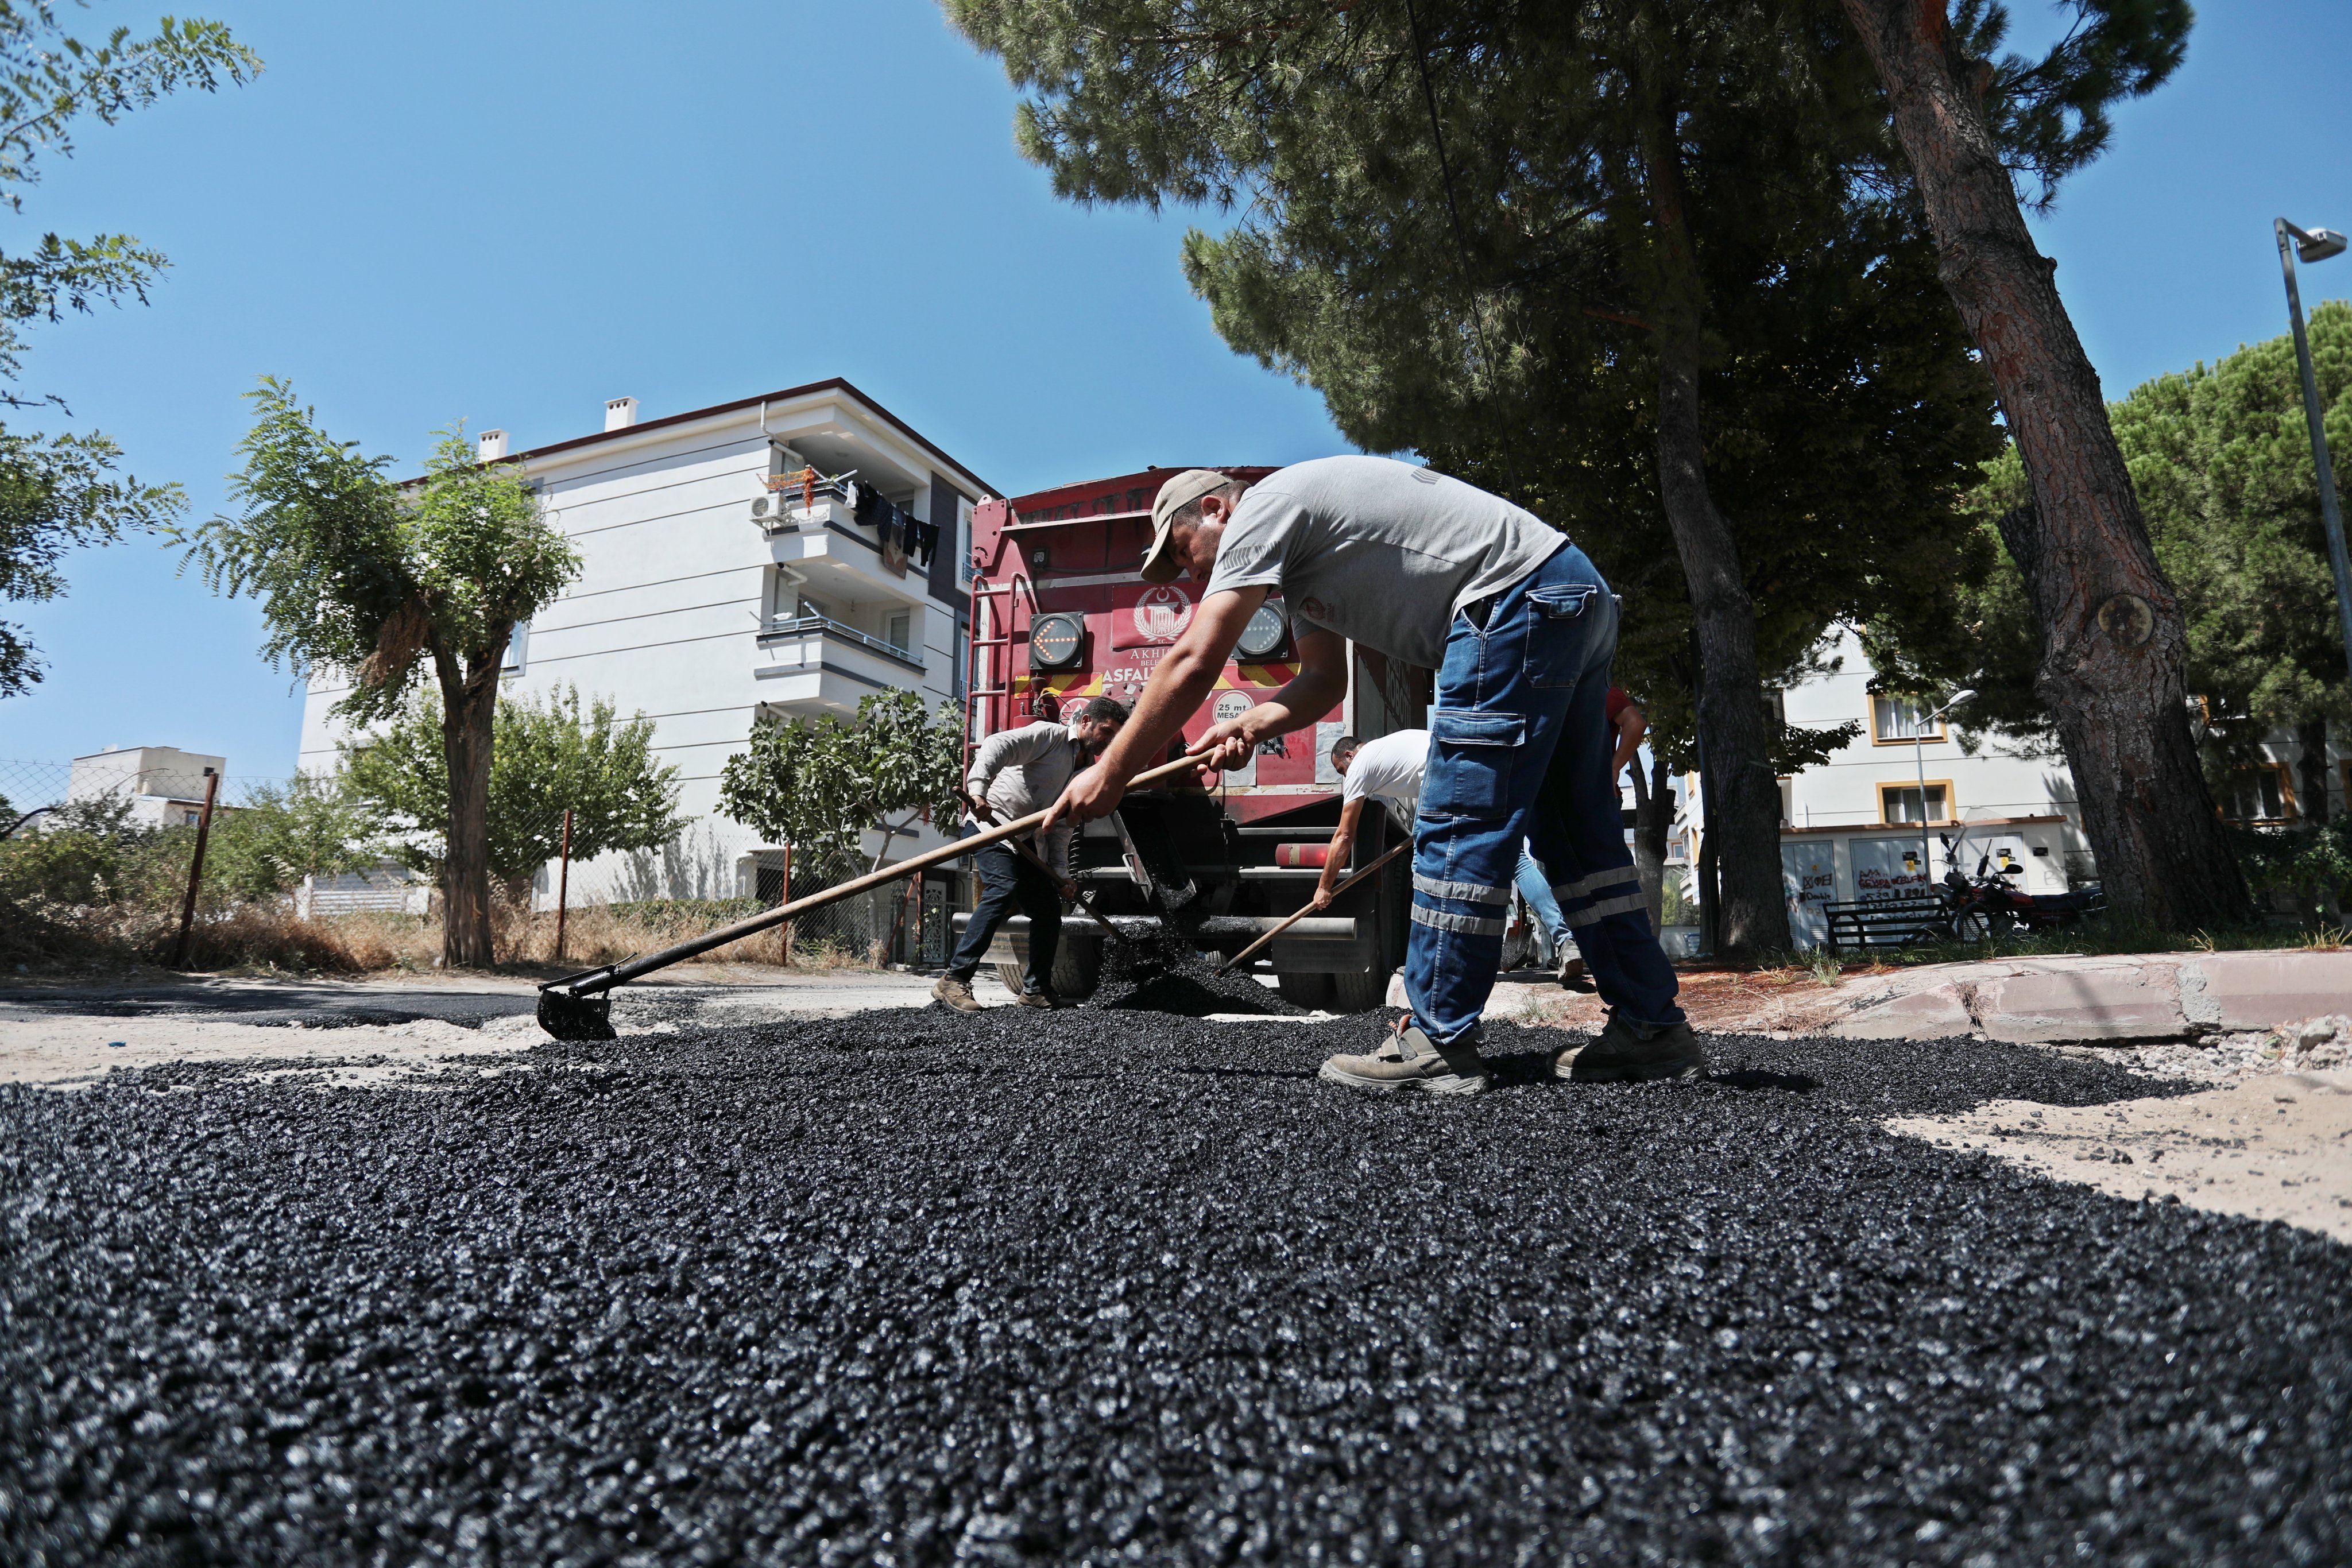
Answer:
[
  {"left": 1328, "top": 968, "right": 1391, "bottom": 1013},
  {"left": 995, "top": 960, "right": 1027, "bottom": 998},
  {"left": 1276, "top": 971, "right": 1333, "bottom": 1008},
  {"left": 1052, "top": 936, "right": 1101, "bottom": 1001}
]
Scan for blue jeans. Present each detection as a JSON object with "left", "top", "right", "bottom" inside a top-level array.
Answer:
[
  {"left": 947, "top": 820, "right": 1059, "bottom": 992},
  {"left": 1515, "top": 847, "right": 1572, "bottom": 967},
  {"left": 1405, "top": 544, "right": 1683, "bottom": 1043}
]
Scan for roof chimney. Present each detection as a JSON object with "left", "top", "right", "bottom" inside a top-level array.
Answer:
[
  {"left": 604, "top": 397, "right": 638, "bottom": 432},
  {"left": 477, "top": 429, "right": 509, "bottom": 462}
]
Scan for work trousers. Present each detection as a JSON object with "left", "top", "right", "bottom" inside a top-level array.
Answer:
[
  {"left": 947, "top": 822, "right": 1062, "bottom": 994},
  {"left": 1405, "top": 543, "right": 1684, "bottom": 1044}
]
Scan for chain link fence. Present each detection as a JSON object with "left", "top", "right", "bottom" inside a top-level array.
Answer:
[{"left": 6, "top": 754, "right": 961, "bottom": 969}]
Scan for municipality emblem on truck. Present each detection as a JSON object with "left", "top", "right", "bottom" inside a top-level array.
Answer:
[{"left": 1133, "top": 584, "right": 1194, "bottom": 644}]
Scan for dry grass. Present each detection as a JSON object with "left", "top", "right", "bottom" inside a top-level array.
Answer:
[{"left": 3, "top": 892, "right": 891, "bottom": 978}]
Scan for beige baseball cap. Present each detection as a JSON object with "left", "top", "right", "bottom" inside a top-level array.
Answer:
[{"left": 1142, "top": 469, "right": 1234, "bottom": 584}]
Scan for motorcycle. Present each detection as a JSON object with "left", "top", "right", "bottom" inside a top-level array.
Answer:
[{"left": 1907, "top": 833, "right": 2105, "bottom": 944}]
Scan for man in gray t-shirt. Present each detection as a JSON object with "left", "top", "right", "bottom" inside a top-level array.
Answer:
[
  {"left": 1202, "top": 456, "right": 1562, "bottom": 671},
  {"left": 1043, "top": 456, "right": 1694, "bottom": 1096}
]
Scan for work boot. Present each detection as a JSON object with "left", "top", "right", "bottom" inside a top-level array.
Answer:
[
  {"left": 1320, "top": 1017, "right": 1490, "bottom": 1096},
  {"left": 933, "top": 974, "right": 983, "bottom": 1013},
  {"left": 1552, "top": 1013, "right": 1708, "bottom": 1083},
  {"left": 1015, "top": 988, "right": 1063, "bottom": 1010},
  {"left": 1557, "top": 953, "right": 1595, "bottom": 993}
]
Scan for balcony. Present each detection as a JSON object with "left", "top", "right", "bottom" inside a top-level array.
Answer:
[
  {"left": 753, "top": 612, "right": 924, "bottom": 715},
  {"left": 755, "top": 612, "right": 920, "bottom": 669}
]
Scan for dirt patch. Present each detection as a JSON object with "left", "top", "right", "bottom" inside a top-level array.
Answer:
[
  {"left": 0, "top": 1011, "right": 547, "bottom": 1088},
  {"left": 1888, "top": 1070, "right": 2352, "bottom": 1241}
]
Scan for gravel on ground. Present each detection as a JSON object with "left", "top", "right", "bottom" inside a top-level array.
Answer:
[{"left": 2, "top": 1009, "right": 2346, "bottom": 1566}]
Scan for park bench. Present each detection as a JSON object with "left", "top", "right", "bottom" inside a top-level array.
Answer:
[{"left": 1822, "top": 896, "right": 1945, "bottom": 953}]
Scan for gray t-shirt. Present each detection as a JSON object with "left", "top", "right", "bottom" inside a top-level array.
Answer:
[{"left": 1200, "top": 455, "right": 1564, "bottom": 669}]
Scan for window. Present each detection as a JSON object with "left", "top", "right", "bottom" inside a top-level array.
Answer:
[
  {"left": 1879, "top": 781, "right": 1952, "bottom": 824},
  {"left": 1778, "top": 776, "right": 1794, "bottom": 828},
  {"left": 1871, "top": 694, "right": 1939, "bottom": 744},
  {"left": 957, "top": 497, "right": 977, "bottom": 586},
  {"left": 887, "top": 611, "right": 912, "bottom": 656},
  {"left": 501, "top": 619, "right": 531, "bottom": 675},
  {"left": 2222, "top": 764, "right": 2295, "bottom": 823}
]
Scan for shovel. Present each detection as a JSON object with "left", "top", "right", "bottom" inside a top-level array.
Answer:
[{"left": 536, "top": 748, "right": 1213, "bottom": 1040}]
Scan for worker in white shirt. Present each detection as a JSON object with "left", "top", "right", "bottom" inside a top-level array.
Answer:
[{"left": 1307, "top": 731, "right": 1426, "bottom": 910}]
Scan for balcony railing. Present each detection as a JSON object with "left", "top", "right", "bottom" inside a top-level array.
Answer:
[{"left": 755, "top": 613, "right": 921, "bottom": 668}]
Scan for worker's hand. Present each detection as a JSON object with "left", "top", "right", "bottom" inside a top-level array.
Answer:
[
  {"left": 1310, "top": 883, "right": 1336, "bottom": 911},
  {"left": 1192, "top": 715, "right": 1258, "bottom": 787},
  {"left": 1042, "top": 760, "right": 1125, "bottom": 833},
  {"left": 1058, "top": 878, "right": 1079, "bottom": 903}
]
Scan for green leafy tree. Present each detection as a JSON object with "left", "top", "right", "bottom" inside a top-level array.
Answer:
[
  {"left": 946, "top": 0, "right": 1998, "bottom": 958},
  {"left": 176, "top": 382, "right": 582, "bottom": 965},
  {"left": 342, "top": 684, "right": 686, "bottom": 904},
  {"left": 200, "top": 773, "right": 381, "bottom": 903},
  {"left": 2114, "top": 301, "right": 2352, "bottom": 820},
  {"left": 1880, "top": 301, "right": 2352, "bottom": 826},
  {"left": 1838, "top": 0, "right": 2247, "bottom": 930},
  {"left": 718, "top": 689, "right": 965, "bottom": 877},
  {"left": 0, "top": 4, "right": 258, "bottom": 695}
]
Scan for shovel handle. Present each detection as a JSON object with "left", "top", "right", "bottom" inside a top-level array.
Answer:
[
  {"left": 1214, "top": 839, "right": 1409, "bottom": 975},
  {"left": 546, "top": 748, "right": 1212, "bottom": 996}
]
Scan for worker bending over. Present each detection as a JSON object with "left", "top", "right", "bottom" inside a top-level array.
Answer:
[
  {"left": 1043, "top": 458, "right": 1695, "bottom": 1094},
  {"left": 935, "top": 696, "right": 1128, "bottom": 1013},
  {"left": 1309, "top": 730, "right": 1426, "bottom": 909}
]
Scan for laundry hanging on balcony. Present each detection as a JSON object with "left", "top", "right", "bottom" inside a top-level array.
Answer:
[{"left": 846, "top": 483, "right": 941, "bottom": 575}]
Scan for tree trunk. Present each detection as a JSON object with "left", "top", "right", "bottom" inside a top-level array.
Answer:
[
  {"left": 2296, "top": 718, "right": 2330, "bottom": 827},
  {"left": 1840, "top": 0, "right": 2250, "bottom": 931},
  {"left": 438, "top": 648, "right": 502, "bottom": 969},
  {"left": 1636, "top": 96, "right": 1791, "bottom": 962}
]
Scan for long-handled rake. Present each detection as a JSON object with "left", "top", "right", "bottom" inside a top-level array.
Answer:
[{"left": 535, "top": 749, "right": 1212, "bottom": 1040}]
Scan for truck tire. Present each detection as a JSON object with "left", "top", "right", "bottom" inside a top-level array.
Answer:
[
  {"left": 1275, "top": 971, "right": 1333, "bottom": 1008},
  {"left": 995, "top": 960, "right": 1027, "bottom": 998},
  {"left": 1328, "top": 967, "right": 1390, "bottom": 1013},
  {"left": 1052, "top": 936, "right": 1101, "bottom": 1001}
]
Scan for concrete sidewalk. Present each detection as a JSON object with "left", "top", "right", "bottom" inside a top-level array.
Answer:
[{"left": 1463, "top": 948, "right": 2352, "bottom": 1046}]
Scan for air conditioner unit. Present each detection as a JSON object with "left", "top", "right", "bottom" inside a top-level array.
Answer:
[{"left": 751, "top": 494, "right": 798, "bottom": 534}]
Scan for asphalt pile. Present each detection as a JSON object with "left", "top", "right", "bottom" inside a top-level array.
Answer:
[
  {"left": 3, "top": 1014, "right": 2346, "bottom": 1566},
  {"left": 1083, "top": 927, "right": 1304, "bottom": 1016}
]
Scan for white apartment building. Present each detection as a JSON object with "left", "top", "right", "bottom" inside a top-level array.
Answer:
[
  {"left": 1765, "top": 627, "right": 2087, "bottom": 944},
  {"left": 296, "top": 378, "right": 993, "bottom": 911},
  {"left": 66, "top": 745, "right": 225, "bottom": 828},
  {"left": 1680, "top": 624, "right": 2348, "bottom": 944}
]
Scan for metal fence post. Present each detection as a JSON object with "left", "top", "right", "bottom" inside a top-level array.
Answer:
[
  {"left": 171, "top": 769, "right": 220, "bottom": 970},
  {"left": 779, "top": 842, "right": 793, "bottom": 966},
  {"left": 554, "top": 807, "right": 572, "bottom": 962}
]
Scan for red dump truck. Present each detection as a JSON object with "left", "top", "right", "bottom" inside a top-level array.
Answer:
[{"left": 956, "top": 466, "right": 1429, "bottom": 1009}]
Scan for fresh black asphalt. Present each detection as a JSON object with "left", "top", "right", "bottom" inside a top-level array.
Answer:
[{"left": 2, "top": 1008, "right": 2345, "bottom": 1566}]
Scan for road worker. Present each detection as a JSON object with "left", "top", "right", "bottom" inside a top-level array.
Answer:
[
  {"left": 934, "top": 696, "right": 1128, "bottom": 1013},
  {"left": 1042, "top": 459, "right": 1696, "bottom": 1094}
]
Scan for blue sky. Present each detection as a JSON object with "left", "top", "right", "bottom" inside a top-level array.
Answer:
[{"left": 6, "top": 0, "right": 2350, "bottom": 779}]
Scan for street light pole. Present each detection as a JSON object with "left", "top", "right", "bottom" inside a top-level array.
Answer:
[
  {"left": 1912, "top": 690, "right": 1975, "bottom": 892},
  {"left": 2275, "top": 218, "right": 2352, "bottom": 690}
]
